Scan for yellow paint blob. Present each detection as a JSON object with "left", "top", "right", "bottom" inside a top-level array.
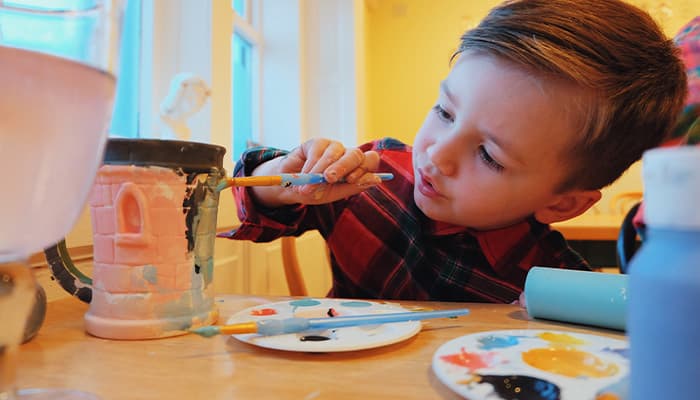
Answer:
[
  {"left": 522, "top": 348, "right": 619, "bottom": 378},
  {"left": 537, "top": 332, "right": 586, "bottom": 345}
]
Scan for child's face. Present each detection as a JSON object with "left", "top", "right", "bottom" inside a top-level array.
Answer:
[{"left": 412, "top": 53, "right": 583, "bottom": 230}]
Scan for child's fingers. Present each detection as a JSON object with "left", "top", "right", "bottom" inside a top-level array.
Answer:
[
  {"left": 278, "top": 146, "right": 307, "bottom": 172},
  {"left": 300, "top": 139, "right": 345, "bottom": 174},
  {"left": 323, "top": 147, "right": 366, "bottom": 183},
  {"left": 302, "top": 175, "right": 382, "bottom": 204},
  {"left": 339, "top": 150, "right": 381, "bottom": 184}
]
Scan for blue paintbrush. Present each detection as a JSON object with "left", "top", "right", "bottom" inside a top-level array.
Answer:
[
  {"left": 215, "top": 172, "right": 394, "bottom": 192},
  {"left": 190, "top": 308, "right": 469, "bottom": 338}
]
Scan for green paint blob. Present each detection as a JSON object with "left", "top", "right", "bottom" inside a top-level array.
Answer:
[
  {"left": 142, "top": 265, "right": 158, "bottom": 284},
  {"left": 340, "top": 301, "right": 372, "bottom": 308},
  {"left": 289, "top": 299, "right": 322, "bottom": 307}
]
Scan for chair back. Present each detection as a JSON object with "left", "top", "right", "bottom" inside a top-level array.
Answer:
[
  {"left": 280, "top": 236, "right": 309, "bottom": 296},
  {"left": 616, "top": 202, "right": 642, "bottom": 274}
]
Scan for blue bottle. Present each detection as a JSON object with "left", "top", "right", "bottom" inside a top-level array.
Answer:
[{"left": 628, "top": 147, "right": 700, "bottom": 400}]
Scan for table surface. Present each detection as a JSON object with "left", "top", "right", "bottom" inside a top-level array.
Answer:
[
  {"left": 17, "top": 295, "right": 626, "bottom": 400},
  {"left": 552, "top": 213, "right": 624, "bottom": 241}
]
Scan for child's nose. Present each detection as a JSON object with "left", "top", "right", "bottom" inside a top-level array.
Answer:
[{"left": 427, "top": 139, "right": 458, "bottom": 176}]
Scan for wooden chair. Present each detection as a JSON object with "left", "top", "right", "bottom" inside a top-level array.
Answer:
[
  {"left": 280, "top": 235, "right": 332, "bottom": 296},
  {"left": 280, "top": 237, "right": 309, "bottom": 296},
  {"left": 616, "top": 201, "right": 643, "bottom": 274}
]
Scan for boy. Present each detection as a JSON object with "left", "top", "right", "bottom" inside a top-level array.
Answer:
[{"left": 220, "top": 0, "right": 687, "bottom": 303}]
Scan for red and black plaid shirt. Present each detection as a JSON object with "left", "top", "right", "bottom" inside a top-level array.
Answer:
[{"left": 219, "top": 138, "right": 590, "bottom": 303}]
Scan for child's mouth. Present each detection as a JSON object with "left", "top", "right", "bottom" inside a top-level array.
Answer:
[{"left": 417, "top": 170, "right": 442, "bottom": 198}]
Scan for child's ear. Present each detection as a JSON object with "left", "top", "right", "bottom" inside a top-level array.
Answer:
[{"left": 534, "top": 189, "right": 602, "bottom": 224}]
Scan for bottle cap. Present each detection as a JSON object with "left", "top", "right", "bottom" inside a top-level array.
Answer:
[{"left": 642, "top": 146, "right": 700, "bottom": 229}]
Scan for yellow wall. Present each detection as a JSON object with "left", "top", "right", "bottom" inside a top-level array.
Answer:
[
  {"left": 362, "top": 0, "right": 497, "bottom": 144},
  {"left": 360, "top": 0, "right": 698, "bottom": 209}
]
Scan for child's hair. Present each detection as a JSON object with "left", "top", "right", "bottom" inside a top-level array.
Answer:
[{"left": 454, "top": 0, "right": 688, "bottom": 191}]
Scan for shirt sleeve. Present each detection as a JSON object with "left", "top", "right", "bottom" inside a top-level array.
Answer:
[
  {"left": 218, "top": 139, "right": 403, "bottom": 242},
  {"left": 217, "top": 146, "right": 311, "bottom": 242}
]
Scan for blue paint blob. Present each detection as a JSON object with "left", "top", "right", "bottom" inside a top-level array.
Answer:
[
  {"left": 602, "top": 347, "right": 629, "bottom": 359},
  {"left": 289, "top": 299, "right": 322, "bottom": 307},
  {"left": 478, "top": 335, "right": 520, "bottom": 350},
  {"left": 339, "top": 301, "right": 373, "bottom": 308}
]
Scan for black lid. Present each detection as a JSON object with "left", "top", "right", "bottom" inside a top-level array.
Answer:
[{"left": 104, "top": 138, "right": 226, "bottom": 172}]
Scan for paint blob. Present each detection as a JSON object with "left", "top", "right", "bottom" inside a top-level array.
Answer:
[
  {"left": 300, "top": 335, "right": 331, "bottom": 342},
  {"left": 537, "top": 332, "right": 585, "bottom": 346},
  {"left": 522, "top": 348, "right": 619, "bottom": 378},
  {"left": 478, "top": 374, "right": 561, "bottom": 400},
  {"left": 478, "top": 335, "right": 519, "bottom": 350},
  {"left": 250, "top": 308, "right": 277, "bottom": 316},
  {"left": 339, "top": 301, "right": 373, "bottom": 308},
  {"left": 602, "top": 347, "right": 629, "bottom": 359},
  {"left": 440, "top": 349, "right": 495, "bottom": 371},
  {"left": 289, "top": 299, "right": 322, "bottom": 307}
]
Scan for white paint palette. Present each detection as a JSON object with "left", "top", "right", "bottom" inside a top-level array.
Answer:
[
  {"left": 432, "top": 329, "right": 629, "bottom": 399},
  {"left": 228, "top": 298, "right": 422, "bottom": 352}
]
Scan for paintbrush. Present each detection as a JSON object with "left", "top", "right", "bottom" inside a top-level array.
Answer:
[
  {"left": 215, "top": 172, "right": 394, "bottom": 192},
  {"left": 190, "top": 308, "right": 469, "bottom": 338}
]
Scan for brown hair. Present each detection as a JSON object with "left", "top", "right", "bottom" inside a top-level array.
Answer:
[{"left": 454, "top": 0, "right": 687, "bottom": 191}]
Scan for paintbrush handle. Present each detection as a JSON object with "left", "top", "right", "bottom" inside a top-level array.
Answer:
[
  {"left": 218, "top": 172, "right": 394, "bottom": 191},
  {"left": 255, "top": 308, "right": 469, "bottom": 336},
  {"left": 278, "top": 173, "right": 395, "bottom": 187}
]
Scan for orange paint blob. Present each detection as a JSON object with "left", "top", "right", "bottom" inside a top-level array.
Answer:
[
  {"left": 537, "top": 332, "right": 586, "bottom": 345},
  {"left": 522, "top": 348, "right": 619, "bottom": 378},
  {"left": 596, "top": 394, "right": 621, "bottom": 400}
]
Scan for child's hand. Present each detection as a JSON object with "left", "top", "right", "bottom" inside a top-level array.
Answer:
[{"left": 251, "top": 138, "right": 382, "bottom": 206}]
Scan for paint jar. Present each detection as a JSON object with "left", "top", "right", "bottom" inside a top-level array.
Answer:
[
  {"left": 523, "top": 267, "right": 628, "bottom": 331},
  {"left": 628, "top": 146, "right": 700, "bottom": 400},
  {"left": 44, "top": 138, "right": 226, "bottom": 339}
]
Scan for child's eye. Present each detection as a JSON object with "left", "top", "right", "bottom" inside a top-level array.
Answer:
[
  {"left": 432, "top": 104, "right": 454, "bottom": 123},
  {"left": 478, "top": 145, "right": 504, "bottom": 172}
]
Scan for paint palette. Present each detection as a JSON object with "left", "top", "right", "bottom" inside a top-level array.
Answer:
[
  {"left": 432, "top": 329, "right": 629, "bottom": 400},
  {"left": 227, "top": 298, "right": 422, "bottom": 352}
]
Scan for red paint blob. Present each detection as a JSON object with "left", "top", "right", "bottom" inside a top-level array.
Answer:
[
  {"left": 250, "top": 308, "right": 277, "bottom": 316},
  {"left": 440, "top": 348, "right": 494, "bottom": 371}
]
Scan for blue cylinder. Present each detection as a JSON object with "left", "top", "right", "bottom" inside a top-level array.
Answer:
[
  {"left": 524, "top": 266, "right": 628, "bottom": 331},
  {"left": 628, "top": 228, "right": 700, "bottom": 400}
]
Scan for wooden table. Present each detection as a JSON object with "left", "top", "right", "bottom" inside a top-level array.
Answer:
[
  {"left": 17, "top": 295, "right": 625, "bottom": 400},
  {"left": 552, "top": 213, "right": 624, "bottom": 241}
]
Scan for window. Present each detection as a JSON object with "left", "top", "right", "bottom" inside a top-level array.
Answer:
[
  {"left": 110, "top": 0, "right": 140, "bottom": 138},
  {"left": 0, "top": 0, "right": 140, "bottom": 138},
  {"left": 232, "top": 33, "right": 253, "bottom": 157},
  {"left": 231, "top": 0, "right": 262, "bottom": 161}
]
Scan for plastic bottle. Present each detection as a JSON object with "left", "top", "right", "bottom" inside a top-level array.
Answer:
[
  {"left": 524, "top": 267, "right": 628, "bottom": 331},
  {"left": 628, "top": 146, "right": 700, "bottom": 400}
]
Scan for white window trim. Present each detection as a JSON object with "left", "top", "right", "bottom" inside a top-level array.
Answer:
[
  {"left": 138, "top": 0, "right": 214, "bottom": 143},
  {"left": 137, "top": 0, "right": 359, "bottom": 172}
]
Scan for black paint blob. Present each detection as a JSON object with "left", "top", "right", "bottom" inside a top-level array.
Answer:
[
  {"left": 478, "top": 374, "right": 561, "bottom": 400},
  {"left": 299, "top": 335, "right": 332, "bottom": 342}
]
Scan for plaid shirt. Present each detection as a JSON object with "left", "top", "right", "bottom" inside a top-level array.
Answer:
[
  {"left": 220, "top": 138, "right": 590, "bottom": 303},
  {"left": 634, "top": 17, "right": 700, "bottom": 228},
  {"left": 663, "top": 16, "right": 700, "bottom": 146}
]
